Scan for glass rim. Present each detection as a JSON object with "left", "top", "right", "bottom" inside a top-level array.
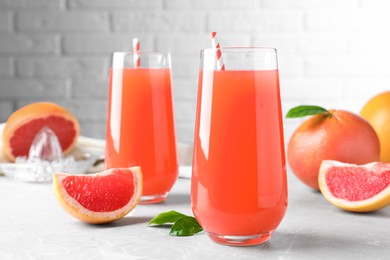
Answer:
[
  {"left": 201, "top": 47, "right": 277, "bottom": 53},
  {"left": 112, "top": 51, "right": 171, "bottom": 56}
]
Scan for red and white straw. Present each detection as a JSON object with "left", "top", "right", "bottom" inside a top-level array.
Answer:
[
  {"left": 210, "top": 32, "right": 225, "bottom": 70},
  {"left": 133, "top": 38, "right": 140, "bottom": 68}
]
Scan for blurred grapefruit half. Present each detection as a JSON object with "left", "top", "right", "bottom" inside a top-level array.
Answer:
[
  {"left": 319, "top": 160, "right": 390, "bottom": 212},
  {"left": 54, "top": 167, "right": 143, "bottom": 224},
  {"left": 2, "top": 102, "right": 80, "bottom": 162}
]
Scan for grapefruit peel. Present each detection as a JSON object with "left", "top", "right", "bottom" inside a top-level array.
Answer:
[
  {"left": 54, "top": 167, "right": 143, "bottom": 224},
  {"left": 319, "top": 160, "right": 390, "bottom": 212}
]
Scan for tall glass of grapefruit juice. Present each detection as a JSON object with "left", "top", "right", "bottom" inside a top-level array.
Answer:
[
  {"left": 191, "top": 48, "right": 288, "bottom": 246},
  {"left": 105, "top": 52, "right": 178, "bottom": 204}
]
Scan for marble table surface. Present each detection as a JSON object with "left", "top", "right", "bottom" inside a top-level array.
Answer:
[{"left": 0, "top": 170, "right": 389, "bottom": 260}]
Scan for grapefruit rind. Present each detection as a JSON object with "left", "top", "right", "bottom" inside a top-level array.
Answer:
[
  {"left": 318, "top": 160, "right": 390, "bottom": 212},
  {"left": 53, "top": 167, "right": 143, "bottom": 224},
  {"left": 2, "top": 102, "right": 80, "bottom": 162}
]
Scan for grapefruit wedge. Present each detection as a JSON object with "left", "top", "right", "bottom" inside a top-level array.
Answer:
[
  {"left": 2, "top": 102, "right": 80, "bottom": 162},
  {"left": 54, "top": 167, "right": 143, "bottom": 224},
  {"left": 319, "top": 160, "right": 390, "bottom": 212}
]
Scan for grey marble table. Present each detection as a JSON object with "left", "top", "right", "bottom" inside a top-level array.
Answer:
[{"left": 0, "top": 171, "right": 389, "bottom": 260}]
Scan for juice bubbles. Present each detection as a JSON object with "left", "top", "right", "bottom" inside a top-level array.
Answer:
[
  {"left": 191, "top": 48, "right": 287, "bottom": 246},
  {"left": 106, "top": 53, "right": 178, "bottom": 204}
]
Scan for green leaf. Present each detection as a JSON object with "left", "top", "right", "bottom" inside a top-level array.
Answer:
[
  {"left": 148, "top": 210, "right": 186, "bottom": 226},
  {"left": 148, "top": 210, "right": 203, "bottom": 237},
  {"left": 169, "top": 216, "right": 203, "bottom": 236},
  {"left": 286, "top": 105, "right": 329, "bottom": 118}
]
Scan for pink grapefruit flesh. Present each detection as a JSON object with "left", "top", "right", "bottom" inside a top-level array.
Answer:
[
  {"left": 319, "top": 160, "right": 390, "bottom": 212},
  {"left": 62, "top": 170, "right": 135, "bottom": 212},
  {"left": 9, "top": 116, "right": 77, "bottom": 158},
  {"left": 54, "top": 167, "right": 143, "bottom": 224}
]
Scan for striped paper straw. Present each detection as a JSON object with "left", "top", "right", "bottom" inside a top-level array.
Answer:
[
  {"left": 133, "top": 38, "right": 140, "bottom": 68},
  {"left": 210, "top": 32, "right": 225, "bottom": 70}
]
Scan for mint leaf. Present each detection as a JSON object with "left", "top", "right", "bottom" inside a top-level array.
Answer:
[
  {"left": 148, "top": 210, "right": 186, "bottom": 225},
  {"left": 148, "top": 211, "right": 203, "bottom": 237},
  {"left": 169, "top": 216, "right": 203, "bottom": 236},
  {"left": 286, "top": 105, "right": 329, "bottom": 118}
]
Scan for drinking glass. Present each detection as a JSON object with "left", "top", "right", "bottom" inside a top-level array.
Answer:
[
  {"left": 191, "top": 47, "right": 288, "bottom": 246},
  {"left": 105, "top": 52, "right": 178, "bottom": 204}
]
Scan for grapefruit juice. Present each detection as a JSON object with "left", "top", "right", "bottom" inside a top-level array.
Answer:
[
  {"left": 106, "top": 61, "right": 178, "bottom": 204},
  {"left": 192, "top": 48, "right": 287, "bottom": 246}
]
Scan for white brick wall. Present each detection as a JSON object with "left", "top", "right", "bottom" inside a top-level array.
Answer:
[
  {"left": 16, "top": 57, "right": 109, "bottom": 78},
  {"left": 16, "top": 12, "right": 110, "bottom": 32},
  {"left": 0, "top": 79, "right": 68, "bottom": 98},
  {"left": 68, "top": 0, "right": 162, "bottom": 9},
  {"left": 209, "top": 11, "right": 304, "bottom": 32},
  {"left": 112, "top": 12, "right": 206, "bottom": 32},
  {"left": 0, "top": 57, "right": 12, "bottom": 76},
  {"left": 0, "top": 34, "right": 58, "bottom": 54},
  {"left": 164, "top": 0, "right": 259, "bottom": 9},
  {"left": 62, "top": 34, "right": 154, "bottom": 54},
  {"left": 1, "top": 0, "right": 390, "bottom": 144},
  {"left": 262, "top": 0, "right": 360, "bottom": 9},
  {"left": 0, "top": 12, "right": 12, "bottom": 32},
  {"left": 0, "top": 0, "right": 64, "bottom": 9}
]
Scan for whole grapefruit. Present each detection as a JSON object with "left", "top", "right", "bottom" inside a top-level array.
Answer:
[
  {"left": 360, "top": 91, "right": 390, "bottom": 163},
  {"left": 287, "top": 108, "right": 380, "bottom": 190}
]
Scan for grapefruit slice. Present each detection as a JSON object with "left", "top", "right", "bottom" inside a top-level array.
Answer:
[
  {"left": 319, "top": 160, "right": 390, "bottom": 212},
  {"left": 2, "top": 102, "right": 80, "bottom": 162},
  {"left": 53, "top": 167, "right": 143, "bottom": 224}
]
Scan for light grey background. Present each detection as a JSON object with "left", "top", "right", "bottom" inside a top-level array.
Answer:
[{"left": 1, "top": 0, "right": 390, "bottom": 145}]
